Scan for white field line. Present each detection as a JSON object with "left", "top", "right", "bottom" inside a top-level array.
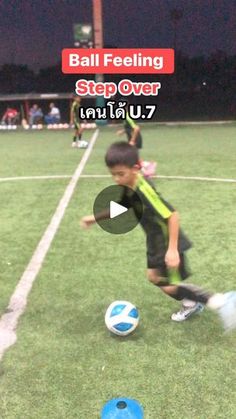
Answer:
[
  {"left": 161, "top": 120, "right": 235, "bottom": 126},
  {"left": 156, "top": 175, "right": 236, "bottom": 183},
  {"left": 0, "top": 129, "right": 99, "bottom": 360},
  {"left": 80, "top": 174, "right": 236, "bottom": 183},
  {"left": 1, "top": 174, "right": 236, "bottom": 184},
  {"left": 110, "top": 120, "right": 236, "bottom": 128},
  {"left": 0, "top": 175, "right": 71, "bottom": 182}
]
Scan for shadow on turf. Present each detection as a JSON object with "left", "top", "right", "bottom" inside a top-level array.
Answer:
[
  {"left": 107, "top": 325, "right": 144, "bottom": 342},
  {"left": 147, "top": 309, "right": 225, "bottom": 346},
  {"left": 62, "top": 300, "right": 226, "bottom": 346}
]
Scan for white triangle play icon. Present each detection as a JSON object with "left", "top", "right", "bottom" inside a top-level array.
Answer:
[{"left": 110, "top": 201, "right": 128, "bottom": 219}]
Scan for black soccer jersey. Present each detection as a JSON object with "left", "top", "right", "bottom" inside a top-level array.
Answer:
[
  {"left": 119, "top": 174, "right": 192, "bottom": 255},
  {"left": 71, "top": 101, "right": 80, "bottom": 122}
]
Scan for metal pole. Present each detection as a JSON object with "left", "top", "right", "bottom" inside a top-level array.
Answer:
[{"left": 92, "top": 0, "right": 107, "bottom": 124}]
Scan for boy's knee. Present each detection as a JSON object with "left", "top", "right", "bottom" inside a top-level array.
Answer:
[
  {"left": 147, "top": 269, "right": 170, "bottom": 286},
  {"left": 147, "top": 269, "right": 161, "bottom": 285}
]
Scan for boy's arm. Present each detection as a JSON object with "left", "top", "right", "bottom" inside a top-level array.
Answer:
[
  {"left": 165, "top": 211, "right": 180, "bottom": 268},
  {"left": 80, "top": 215, "right": 96, "bottom": 229},
  {"left": 116, "top": 128, "right": 125, "bottom": 136},
  {"left": 80, "top": 209, "right": 110, "bottom": 229},
  {"left": 126, "top": 114, "right": 140, "bottom": 146},
  {"left": 129, "top": 125, "right": 140, "bottom": 146},
  {"left": 70, "top": 104, "right": 74, "bottom": 125}
]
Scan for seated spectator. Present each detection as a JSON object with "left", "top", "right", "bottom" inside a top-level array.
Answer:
[
  {"left": 29, "top": 104, "right": 43, "bottom": 126},
  {"left": 44, "top": 102, "right": 61, "bottom": 124},
  {"left": 1, "top": 107, "right": 19, "bottom": 125}
]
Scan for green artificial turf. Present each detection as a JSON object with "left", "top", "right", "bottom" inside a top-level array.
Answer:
[{"left": 0, "top": 126, "right": 235, "bottom": 418}]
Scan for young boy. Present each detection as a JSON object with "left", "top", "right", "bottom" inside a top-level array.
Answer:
[
  {"left": 80, "top": 142, "right": 236, "bottom": 330},
  {"left": 70, "top": 96, "right": 88, "bottom": 148}
]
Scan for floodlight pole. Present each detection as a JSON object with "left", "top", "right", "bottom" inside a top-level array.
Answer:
[
  {"left": 93, "top": 0, "right": 107, "bottom": 124},
  {"left": 93, "top": 0, "right": 103, "bottom": 52}
]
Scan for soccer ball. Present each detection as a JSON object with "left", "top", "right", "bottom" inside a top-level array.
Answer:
[
  {"left": 78, "top": 140, "right": 88, "bottom": 149},
  {"left": 105, "top": 301, "right": 139, "bottom": 336}
]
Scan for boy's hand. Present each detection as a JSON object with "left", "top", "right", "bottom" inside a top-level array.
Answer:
[
  {"left": 80, "top": 215, "right": 95, "bottom": 229},
  {"left": 165, "top": 249, "right": 180, "bottom": 269}
]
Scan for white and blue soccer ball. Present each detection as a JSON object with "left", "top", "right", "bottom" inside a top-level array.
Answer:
[{"left": 105, "top": 300, "right": 139, "bottom": 336}]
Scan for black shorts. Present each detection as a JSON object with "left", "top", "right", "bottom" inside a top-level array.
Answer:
[
  {"left": 127, "top": 132, "right": 143, "bottom": 149},
  {"left": 147, "top": 236, "right": 190, "bottom": 283}
]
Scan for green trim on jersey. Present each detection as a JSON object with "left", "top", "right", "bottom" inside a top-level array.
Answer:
[
  {"left": 71, "top": 101, "right": 80, "bottom": 123},
  {"left": 136, "top": 175, "right": 173, "bottom": 219},
  {"left": 126, "top": 114, "right": 137, "bottom": 129},
  {"left": 71, "top": 101, "right": 80, "bottom": 113}
]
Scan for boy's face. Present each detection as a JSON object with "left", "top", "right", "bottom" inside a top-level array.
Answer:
[{"left": 109, "top": 164, "right": 139, "bottom": 188}]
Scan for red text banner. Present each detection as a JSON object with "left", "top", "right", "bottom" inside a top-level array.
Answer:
[{"left": 62, "top": 48, "right": 174, "bottom": 74}]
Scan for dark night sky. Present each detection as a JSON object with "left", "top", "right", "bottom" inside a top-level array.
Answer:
[{"left": 1, "top": 0, "right": 236, "bottom": 70}]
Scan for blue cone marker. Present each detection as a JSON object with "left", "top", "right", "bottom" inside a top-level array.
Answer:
[{"left": 101, "top": 398, "right": 144, "bottom": 418}]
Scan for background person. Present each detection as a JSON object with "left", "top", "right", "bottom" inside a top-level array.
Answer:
[
  {"left": 29, "top": 104, "right": 43, "bottom": 127},
  {"left": 116, "top": 101, "right": 143, "bottom": 149},
  {"left": 117, "top": 101, "right": 156, "bottom": 177},
  {"left": 45, "top": 102, "right": 61, "bottom": 124},
  {"left": 70, "top": 96, "right": 88, "bottom": 148},
  {"left": 1, "top": 107, "right": 19, "bottom": 125}
]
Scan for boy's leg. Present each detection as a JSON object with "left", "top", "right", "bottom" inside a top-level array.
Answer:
[
  {"left": 135, "top": 132, "right": 143, "bottom": 149},
  {"left": 77, "top": 126, "right": 88, "bottom": 148},
  {"left": 167, "top": 263, "right": 205, "bottom": 320},
  {"left": 72, "top": 129, "right": 78, "bottom": 147},
  {"left": 147, "top": 268, "right": 211, "bottom": 302},
  {"left": 147, "top": 252, "right": 204, "bottom": 321},
  {"left": 147, "top": 268, "right": 230, "bottom": 324},
  {"left": 171, "top": 298, "right": 204, "bottom": 321},
  {"left": 146, "top": 241, "right": 227, "bottom": 323},
  {"left": 147, "top": 268, "right": 206, "bottom": 321},
  {"left": 78, "top": 125, "right": 84, "bottom": 140},
  {"left": 72, "top": 123, "right": 88, "bottom": 148},
  {"left": 72, "top": 120, "right": 80, "bottom": 147}
]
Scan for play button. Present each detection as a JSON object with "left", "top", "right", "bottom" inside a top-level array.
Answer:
[
  {"left": 110, "top": 201, "right": 128, "bottom": 219},
  {"left": 93, "top": 185, "right": 143, "bottom": 234}
]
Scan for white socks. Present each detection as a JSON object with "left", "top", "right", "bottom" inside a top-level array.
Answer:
[{"left": 182, "top": 299, "right": 197, "bottom": 308}]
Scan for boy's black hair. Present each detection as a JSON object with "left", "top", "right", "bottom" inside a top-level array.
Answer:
[{"left": 105, "top": 141, "right": 139, "bottom": 168}]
